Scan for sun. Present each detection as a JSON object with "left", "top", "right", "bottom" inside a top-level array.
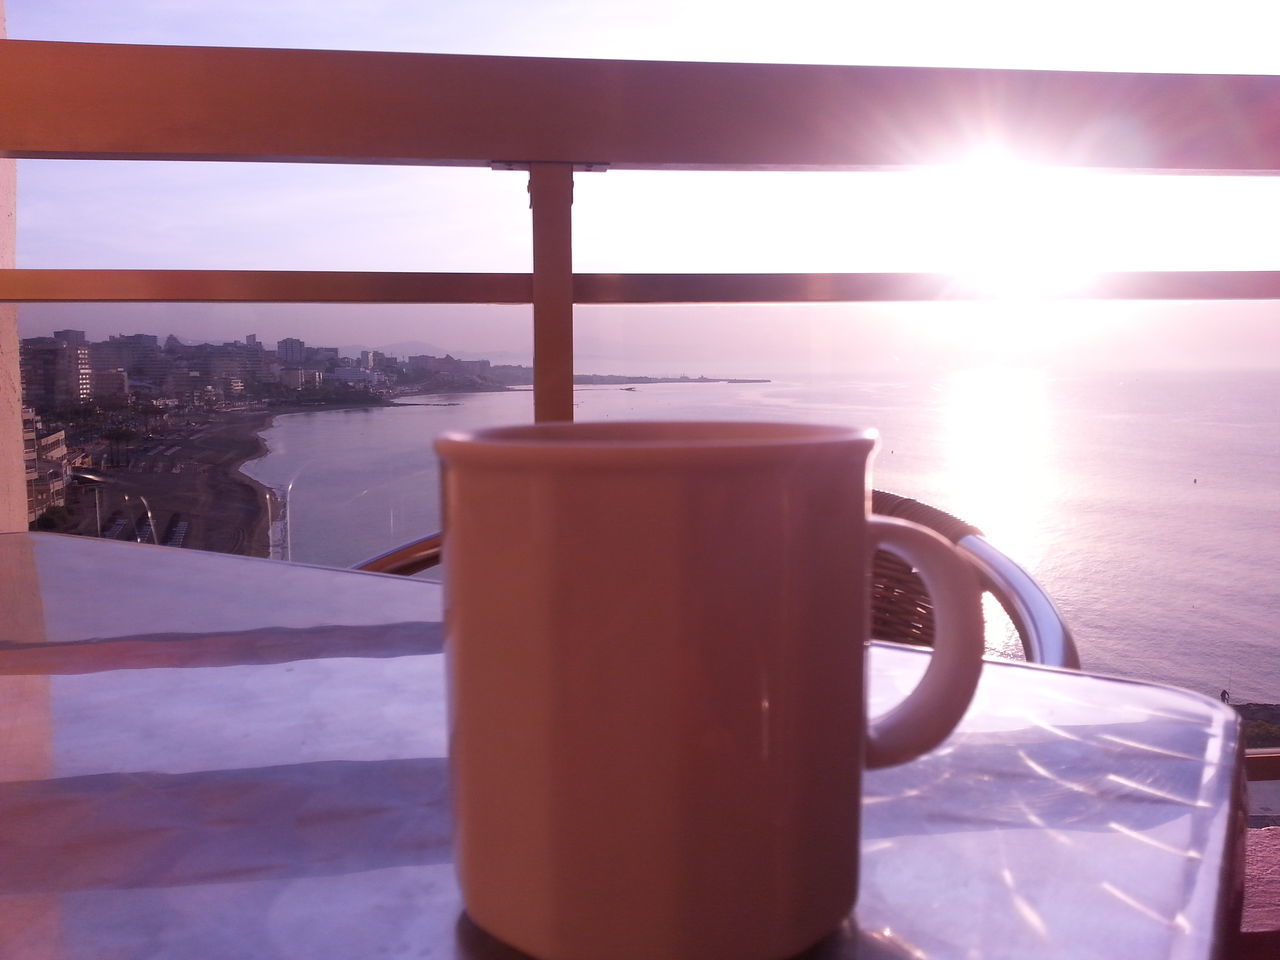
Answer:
[{"left": 927, "top": 147, "right": 1105, "bottom": 300}]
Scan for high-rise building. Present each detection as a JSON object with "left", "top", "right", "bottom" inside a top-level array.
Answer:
[
  {"left": 20, "top": 335, "right": 93, "bottom": 412},
  {"left": 92, "top": 333, "right": 160, "bottom": 375},
  {"left": 281, "top": 368, "right": 323, "bottom": 390},
  {"left": 21, "top": 408, "right": 69, "bottom": 524},
  {"left": 91, "top": 333, "right": 172, "bottom": 396},
  {"left": 91, "top": 368, "right": 129, "bottom": 399},
  {"left": 277, "top": 337, "right": 305, "bottom": 366}
]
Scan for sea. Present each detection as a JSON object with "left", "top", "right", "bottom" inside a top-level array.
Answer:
[{"left": 242, "top": 369, "right": 1280, "bottom": 702}]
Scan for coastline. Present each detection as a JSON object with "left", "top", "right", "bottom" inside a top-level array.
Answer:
[
  {"left": 61, "top": 379, "right": 762, "bottom": 558},
  {"left": 191, "top": 409, "right": 277, "bottom": 557},
  {"left": 63, "top": 402, "right": 394, "bottom": 558},
  {"left": 228, "top": 399, "right": 424, "bottom": 556},
  {"left": 219, "top": 401, "right": 403, "bottom": 556}
]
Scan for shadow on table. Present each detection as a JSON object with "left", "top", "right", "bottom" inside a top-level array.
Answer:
[
  {"left": 0, "top": 757, "right": 451, "bottom": 894},
  {"left": 0, "top": 621, "right": 443, "bottom": 675}
]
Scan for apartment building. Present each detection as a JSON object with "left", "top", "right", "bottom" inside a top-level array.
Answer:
[
  {"left": 21, "top": 407, "right": 69, "bottom": 524},
  {"left": 19, "top": 334, "right": 93, "bottom": 413}
]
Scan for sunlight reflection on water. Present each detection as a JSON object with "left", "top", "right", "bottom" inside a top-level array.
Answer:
[
  {"left": 941, "top": 367, "right": 1056, "bottom": 570},
  {"left": 940, "top": 367, "right": 1059, "bottom": 659}
]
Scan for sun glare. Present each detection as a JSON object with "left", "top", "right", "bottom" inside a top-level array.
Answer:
[
  {"left": 928, "top": 148, "right": 1105, "bottom": 300},
  {"left": 940, "top": 365, "right": 1058, "bottom": 657}
]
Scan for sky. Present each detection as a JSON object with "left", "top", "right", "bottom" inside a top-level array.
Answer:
[{"left": 9, "top": 0, "right": 1280, "bottom": 375}]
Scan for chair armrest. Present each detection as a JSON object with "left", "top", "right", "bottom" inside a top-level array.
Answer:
[
  {"left": 957, "top": 534, "right": 1080, "bottom": 670},
  {"left": 354, "top": 533, "right": 443, "bottom": 576}
]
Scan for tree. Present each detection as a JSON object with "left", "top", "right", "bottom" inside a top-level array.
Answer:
[
  {"left": 31, "top": 504, "right": 74, "bottom": 532},
  {"left": 134, "top": 402, "right": 165, "bottom": 432},
  {"left": 102, "top": 427, "right": 138, "bottom": 467}
]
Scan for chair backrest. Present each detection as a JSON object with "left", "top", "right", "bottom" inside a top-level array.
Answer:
[
  {"left": 871, "top": 491, "right": 1078, "bottom": 669},
  {"left": 355, "top": 490, "right": 1079, "bottom": 669}
]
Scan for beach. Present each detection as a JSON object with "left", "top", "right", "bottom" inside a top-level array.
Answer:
[
  {"left": 63, "top": 407, "right": 324, "bottom": 557},
  {"left": 57, "top": 395, "right": 469, "bottom": 558}
]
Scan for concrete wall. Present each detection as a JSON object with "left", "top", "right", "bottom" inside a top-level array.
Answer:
[{"left": 0, "top": 0, "right": 27, "bottom": 532}]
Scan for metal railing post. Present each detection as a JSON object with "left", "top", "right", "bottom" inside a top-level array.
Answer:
[{"left": 528, "top": 163, "right": 575, "bottom": 422}]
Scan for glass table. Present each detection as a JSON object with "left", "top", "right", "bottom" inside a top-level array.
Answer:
[{"left": 0, "top": 532, "right": 1243, "bottom": 959}]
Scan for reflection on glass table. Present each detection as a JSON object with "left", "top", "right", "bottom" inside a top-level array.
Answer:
[{"left": 0, "top": 533, "right": 1242, "bottom": 959}]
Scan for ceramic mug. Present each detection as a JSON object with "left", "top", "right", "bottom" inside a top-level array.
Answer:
[{"left": 436, "top": 421, "right": 984, "bottom": 960}]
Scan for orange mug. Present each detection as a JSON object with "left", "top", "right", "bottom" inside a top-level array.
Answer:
[{"left": 437, "top": 421, "right": 983, "bottom": 960}]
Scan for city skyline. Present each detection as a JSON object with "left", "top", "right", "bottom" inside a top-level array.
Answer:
[
  {"left": 19, "top": 299, "right": 1280, "bottom": 378},
  {"left": 17, "top": 325, "right": 531, "bottom": 418}
]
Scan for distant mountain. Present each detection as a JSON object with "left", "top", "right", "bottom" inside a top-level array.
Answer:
[
  {"left": 370, "top": 341, "right": 531, "bottom": 365},
  {"left": 361, "top": 340, "right": 447, "bottom": 359},
  {"left": 464, "top": 349, "right": 534, "bottom": 365}
]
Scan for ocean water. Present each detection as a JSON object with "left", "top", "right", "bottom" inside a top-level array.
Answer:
[{"left": 242, "top": 369, "right": 1280, "bottom": 701}]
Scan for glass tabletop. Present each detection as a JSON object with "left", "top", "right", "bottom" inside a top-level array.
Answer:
[{"left": 0, "top": 533, "right": 1243, "bottom": 959}]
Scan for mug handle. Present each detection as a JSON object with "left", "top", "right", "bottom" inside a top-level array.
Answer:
[{"left": 865, "top": 516, "right": 985, "bottom": 769}]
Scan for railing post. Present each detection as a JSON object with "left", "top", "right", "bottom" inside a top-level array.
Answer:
[{"left": 528, "top": 163, "right": 574, "bottom": 422}]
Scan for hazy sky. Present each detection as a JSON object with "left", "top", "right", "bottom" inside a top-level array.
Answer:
[{"left": 10, "top": 0, "right": 1280, "bottom": 374}]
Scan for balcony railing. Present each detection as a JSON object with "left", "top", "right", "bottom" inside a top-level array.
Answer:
[{"left": 5, "top": 40, "right": 1280, "bottom": 422}]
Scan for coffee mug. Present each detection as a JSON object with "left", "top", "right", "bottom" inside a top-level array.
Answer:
[{"left": 436, "top": 421, "right": 984, "bottom": 960}]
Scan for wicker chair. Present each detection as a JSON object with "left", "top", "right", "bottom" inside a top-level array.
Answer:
[{"left": 355, "top": 489, "right": 1078, "bottom": 669}]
